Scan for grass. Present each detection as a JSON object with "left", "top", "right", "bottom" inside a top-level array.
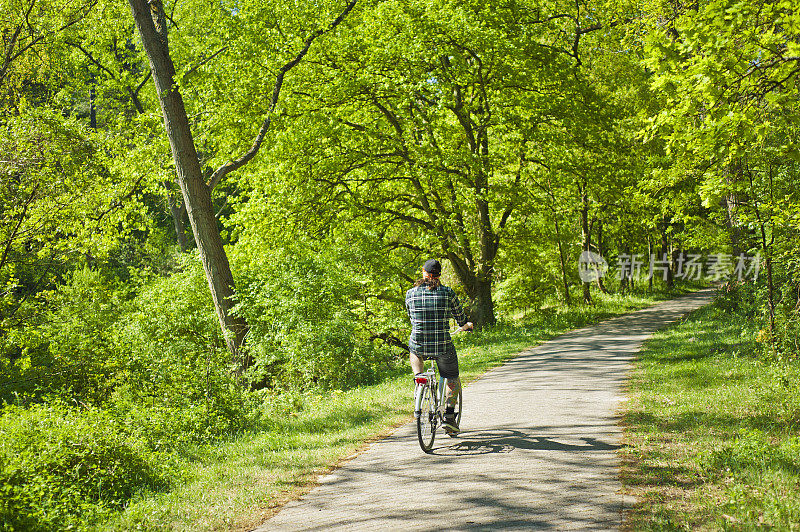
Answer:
[
  {"left": 105, "top": 288, "right": 691, "bottom": 531},
  {"left": 622, "top": 302, "right": 800, "bottom": 531}
]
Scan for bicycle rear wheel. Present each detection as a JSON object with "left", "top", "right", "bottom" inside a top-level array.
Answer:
[{"left": 416, "top": 384, "right": 436, "bottom": 453}]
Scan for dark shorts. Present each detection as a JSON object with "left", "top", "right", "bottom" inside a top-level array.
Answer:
[
  {"left": 415, "top": 345, "right": 459, "bottom": 379},
  {"left": 435, "top": 353, "right": 459, "bottom": 379}
]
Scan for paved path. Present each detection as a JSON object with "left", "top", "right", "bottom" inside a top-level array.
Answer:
[{"left": 256, "top": 290, "right": 713, "bottom": 531}]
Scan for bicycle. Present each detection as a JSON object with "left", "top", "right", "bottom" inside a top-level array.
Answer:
[{"left": 413, "top": 356, "right": 462, "bottom": 453}]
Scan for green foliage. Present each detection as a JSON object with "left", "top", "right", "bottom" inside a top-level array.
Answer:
[
  {"left": 714, "top": 275, "right": 800, "bottom": 360},
  {"left": 0, "top": 257, "right": 258, "bottom": 529},
  {"left": 0, "top": 106, "right": 165, "bottom": 388},
  {"left": 111, "top": 254, "right": 254, "bottom": 448},
  {"left": 233, "top": 243, "right": 400, "bottom": 391},
  {"left": 2, "top": 258, "right": 250, "bottom": 439},
  {"left": 1, "top": 267, "right": 124, "bottom": 405},
  {"left": 3, "top": 0, "right": 800, "bottom": 528},
  {"left": 713, "top": 280, "right": 762, "bottom": 320},
  {"left": 0, "top": 400, "right": 174, "bottom": 532},
  {"left": 0, "top": 107, "right": 149, "bottom": 260}
]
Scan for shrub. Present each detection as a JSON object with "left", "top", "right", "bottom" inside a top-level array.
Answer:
[
  {"left": 233, "top": 244, "right": 399, "bottom": 391},
  {"left": 3, "top": 267, "right": 126, "bottom": 406},
  {"left": 0, "top": 401, "right": 174, "bottom": 531},
  {"left": 111, "top": 254, "right": 254, "bottom": 446},
  {"left": 714, "top": 275, "right": 800, "bottom": 360},
  {"left": 714, "top": 279, "right": 761, "bottom": 318}
]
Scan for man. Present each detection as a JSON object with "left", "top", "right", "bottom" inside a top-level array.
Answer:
[{"left": 405, "top": 259, "right": 473, "bottom": 434}]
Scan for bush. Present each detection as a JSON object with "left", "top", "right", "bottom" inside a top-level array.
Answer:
[
  {"left": 714, "top": 275, "right": 800, "bottom": 360},
  {"left": 233, "top": 244, "right": 399, "bottom": 391},
  {"left": 111, "top": 254, "right": 255, "bottom": 447},
  {"left": 0, "top": 401, "right": 174, "bottom": 531},
  {"left": 2, "top": 267, "right": 126, "bottom": 406},
  {"left": 714, "top": 279, "right": 762, "bottom": 318},
  {"left": 0, "top": 256, "right": 263, "bottom": 531}
]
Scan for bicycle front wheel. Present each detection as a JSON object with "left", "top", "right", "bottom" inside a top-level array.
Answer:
[{"left": 416, "top": 384, "right": 436, "bottom": 453}]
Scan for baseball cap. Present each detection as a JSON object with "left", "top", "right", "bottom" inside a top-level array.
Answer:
[{"left": 423, "top": 259, "right": 442, "bottom": 276}]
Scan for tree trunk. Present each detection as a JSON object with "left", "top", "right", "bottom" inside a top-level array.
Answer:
[
  {"left": 757, "top": 209, "right": 776, "bottom": 342},
  {"left": 579, "top": 181, "right": 592, "bottom": 304},
  {"left": 595, "top": 216, "right": 609, "bottom": 294},
  {"left": 445, "top": 252, "right": 496, "bottom": 329},
  {"left": 622, "top": 243, "right": 634, "bottom": 293},
  {"left": 660, "top": 219, "right": 674, "bottom": 289},
  {"left": 725, "top": 160, "right": 745, "bottom": 257},
  {"left": 554, "top": 213, "right": 572, "bottom": 305},
  {"left": 473, "top": 115, "right": 497, "bottom": 328},
  {"left": 439, "top": 94, "right": 498, "bottom": 330},
  {"left": 89, "top": 83, "right": 97, "bottom": 129},
  {"left": 747, "top": 165, "right": 776, "bottom": 344},
  {"left": 164, "top": 180, "right": 190, "bottom": 251},
  {"left": 471, "top": 276, "right": 495, "bottom": 329},
  {"left": 128, "top": 0, "right": 248, "bottom": 369},
  {"left": 647, "top": 233, "right": 653, "bottom": 293}
]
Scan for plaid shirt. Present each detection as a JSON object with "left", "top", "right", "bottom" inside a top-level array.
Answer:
[{"left": 405, "top": 284, "right": 468, "bottom": 358}]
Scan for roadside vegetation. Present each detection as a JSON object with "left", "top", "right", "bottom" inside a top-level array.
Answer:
[
  {"left": 623, "top": 281, "right": 800, "bottom": 530},
  {"left": 2, "top": 283, "right": 682, "bottom": 531},
  {"left": 2, "top": 0, "right": 799, "bottom": 530}
]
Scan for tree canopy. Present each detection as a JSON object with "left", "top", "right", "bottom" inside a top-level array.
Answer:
[{"left": 2, "top": 0, "right": 799, "bottom": 527}]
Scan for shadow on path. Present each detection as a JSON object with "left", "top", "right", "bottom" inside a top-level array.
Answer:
[{"left": 431, "top": 429, "right": 624, "bottom": 456}]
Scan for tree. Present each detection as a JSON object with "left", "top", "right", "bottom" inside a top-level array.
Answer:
[
  {"left": 0, "top": 0, "right": 97, "bottom": 106},
  {"left": 127, "top": 0, "right": 356, "bottom": 368},
  {"left": 644, "top": 0, "right": 800, "bottom": 342},
  {"left": 264, "top": 0, "right": 637, "bottom": 326},
  {"left": 0, "top": 109, "right": 148, "bottom": 359}
]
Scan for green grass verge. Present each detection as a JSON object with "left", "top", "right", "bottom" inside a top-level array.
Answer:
[
  {"left": 104, "top": 289, "right": 687, "bottom": 531},
  {"left": 622, "top": 303, "right": 800, "bottom": 531}
]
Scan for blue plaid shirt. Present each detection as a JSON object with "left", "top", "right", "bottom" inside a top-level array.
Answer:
[{"left": 405, "top": 284, "right": 468, "bottom": 358}]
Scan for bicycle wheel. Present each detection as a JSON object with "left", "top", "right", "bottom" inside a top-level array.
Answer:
[{"left": 416, "top": 384, "right": 436, "bottom": 453}]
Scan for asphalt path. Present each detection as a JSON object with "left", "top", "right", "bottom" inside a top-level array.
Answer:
[{"left": 255, "top": 290, "right": 713, "bottom": 531}]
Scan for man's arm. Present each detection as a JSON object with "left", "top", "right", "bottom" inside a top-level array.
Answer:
[
  {"left": 448, "top": 289, "right": 472, "bottom": 330},
  {"left": 455, "top": 321, "right": 474, "bottom": 332}
]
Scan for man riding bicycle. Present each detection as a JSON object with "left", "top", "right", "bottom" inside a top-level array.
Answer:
[{"left": 405, "top": 259, "right": 473, "bottom": 434}]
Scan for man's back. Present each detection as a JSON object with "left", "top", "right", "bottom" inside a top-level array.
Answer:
[{"left": 405, "top": 284, "right": 466, "bottom": 357}]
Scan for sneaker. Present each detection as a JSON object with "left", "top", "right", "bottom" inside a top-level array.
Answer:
[{"left": 442, "top": 416, "right": 460, "bottom": 435}]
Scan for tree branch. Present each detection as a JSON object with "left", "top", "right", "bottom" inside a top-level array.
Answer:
[
  {"left": 65, "top": 40, "right": 117, "bottom": 79},
  {"left": 207, "top": 0, "right": 357, "bottom": 190},
  {"left": 87, "top": 173, "right": 147, "bottom": 222},
  {"left": 183, "top": 46, "right": 228, "bottom": 80},
  {"left": 1, "top": 1, "right": 97, "bottom": 87},
  {"left": 0, "top": 183, "right": 38, "bottom": 273}
]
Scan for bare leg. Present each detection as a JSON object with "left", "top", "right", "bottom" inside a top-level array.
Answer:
[
  {"left": 410, "top": 353, "right": 424, "bottom": 374},
  {"left": 445, "top": 377, "right": 461, "bottom": 408}
]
